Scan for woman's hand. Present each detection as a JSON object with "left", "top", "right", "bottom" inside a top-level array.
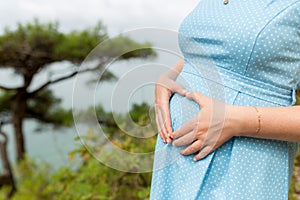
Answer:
[
  {"left": 170, "top": 91, "right": 241, "bottom": 161},
  {"left": 155, "top": 60, "right": 186, "bottom": 144}
]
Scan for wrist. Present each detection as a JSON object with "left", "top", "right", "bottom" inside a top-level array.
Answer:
[
  {"left": 226, "top": 105, "right": 258, "bottom": 137},
  {"left": 225, "top": 105, "right": 242, "bottom": 137}
]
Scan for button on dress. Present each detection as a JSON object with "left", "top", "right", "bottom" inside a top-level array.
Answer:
[{"left": 150, "top": 0, "right": 300, "bottom": 199}]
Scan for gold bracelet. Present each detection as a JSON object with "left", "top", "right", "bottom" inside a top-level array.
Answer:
[{"left": 252, "top": 106, "right": 261, "bottom": 134}]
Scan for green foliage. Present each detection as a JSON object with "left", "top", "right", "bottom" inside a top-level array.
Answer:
[
  {"left": 74, "top": 102, "right": 156, "bottom": 153},
  {"left": 33, "top": 91, "right": 72, "bottom": 126},
  {"left": 0, "top": 102, "right": 156, "bottom": 199},
  {"left": 129, "top": 102, "right": 151, "bottom": 125},
  {"left": 87, "top": 71, "right": 118, "bottom": 85},
  {"left": 98, "top": 35, "right": 157, "bottom": 60},
  {"left": 0, "top": 19, "right": 156, "bottom": 72},
  {"left": 289, "top": 150, "right": 300, "bottom": 200},
  {"left": 54, "top": 22, "right": 108, "bottom": 63},
  {"left": 0, "top": 156, "right": 152, "bottom": 200},
  {"left": 0, "top": 20, "right": 62, "bottom": 72},
  {"left": 0, "top": 89, "right": 15, "bottom": 117},
  {"left": 0, "top": 88, "right": 73, "bottom": 128},
  {"left": 0, "top": 20, "right": 106, "bottom": 70}
]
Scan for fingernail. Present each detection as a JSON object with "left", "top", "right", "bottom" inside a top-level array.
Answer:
[
  {"left": 193, "top": 157, "right": 197, "bottom": 162},
  {"left": 166, "top": 138, "right": 171, "bottom": 144}
]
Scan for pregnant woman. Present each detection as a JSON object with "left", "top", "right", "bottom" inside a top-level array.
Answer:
[{"left": 150, "top": 0, "right": 300, "bottom": 199}]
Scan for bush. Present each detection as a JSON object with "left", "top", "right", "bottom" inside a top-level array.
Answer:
[{"left": 0, "top": 102, "right": 156, "bottom": 199}]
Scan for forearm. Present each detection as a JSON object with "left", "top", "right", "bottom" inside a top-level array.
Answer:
[{"left": 231, "top": 105, "right": 300, "bottom": 142}]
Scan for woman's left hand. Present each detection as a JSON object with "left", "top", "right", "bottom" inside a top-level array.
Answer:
[{"left": 170, "top": 91, "right": 241, "bottom": 161}]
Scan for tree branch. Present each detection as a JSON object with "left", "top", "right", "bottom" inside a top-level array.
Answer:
[
  {"left": 29, "top": 71, "right": 77, "bottom": 97},
  {"left": 0, "top": 85, "right": 18, "bottom": 91},
  {"left": 0, "top": 119, "right": 11, "bottom": 127},
  {"left": 29, "top": 61, "right": 106, "bottom": 97}
]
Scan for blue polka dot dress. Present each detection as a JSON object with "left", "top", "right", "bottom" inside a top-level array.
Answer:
[{"left": 150, "top": 0, "right": 300, "bottom": 199}]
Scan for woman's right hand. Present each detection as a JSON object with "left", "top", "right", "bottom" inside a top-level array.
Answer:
[{"left": 155, "top": 60, "right": 187, "bottom": 143}]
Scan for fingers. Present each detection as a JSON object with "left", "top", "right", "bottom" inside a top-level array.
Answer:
[
  {"left": 159, "top": 103, "right": 173, "bottom": 143},
  {"left": 170, "top": 117, "right": 198, "bottom": 139},
  {"left": 155, "top": 103, "right": 173, "bottom": 143},
  {"left": 155, "top": 111, "right": 166, "bottom": 143},
  {"left": 169, "top": 80, "right": 187, "bottom": 96},
  {"left": 155, "top": 105, "right": 168, "bottom": 143},
  {"left": 194, "top": 145, "right": 214, "bottom": 161},
  {"left": 156, "top": 75, "right": 187, "bottom": 97},
  {"left": 172, "top": 130, "right": 196, "bottom": 146},
  {"left": 163, "top": 105, "right": 173, "bottom": 140},
  {"left": 180, "top": 140, "right": 203, "bottom": 156},
  {"left": 155, "top": 74, "right": 187, "bottom": 144}
]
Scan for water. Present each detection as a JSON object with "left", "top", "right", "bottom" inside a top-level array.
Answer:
[{"left": 0, "top": 120, "right": 80, "bottom": 171}]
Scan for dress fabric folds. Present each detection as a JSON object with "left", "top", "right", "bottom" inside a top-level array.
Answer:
[{"left": 150, "top": 0, "right": 300, "bottom": 199}]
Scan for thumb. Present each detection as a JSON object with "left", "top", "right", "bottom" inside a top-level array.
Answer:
[{"left": 186, "top": 91, "right": 209, "bottom": 107}]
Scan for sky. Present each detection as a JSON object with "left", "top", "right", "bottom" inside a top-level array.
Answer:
[{"left": 0, "top": 0, "right": 199, "bottom": 35}]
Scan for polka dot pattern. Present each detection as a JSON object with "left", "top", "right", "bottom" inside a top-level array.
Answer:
[{"left": 150, "top": 0, "right": 300, "bottom": 199}]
